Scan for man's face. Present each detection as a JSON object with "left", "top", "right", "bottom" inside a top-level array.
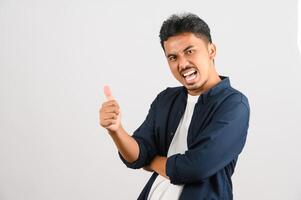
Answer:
[{"left": 163, "top": 32, "right": 216, "bottom": 95}]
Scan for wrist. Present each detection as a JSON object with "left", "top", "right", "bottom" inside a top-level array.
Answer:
[{"left": 108, "top": 124, "right": 124, "bottom": 136}]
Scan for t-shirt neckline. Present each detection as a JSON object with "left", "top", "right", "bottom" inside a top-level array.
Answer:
[{"left": 187, "top": 93, "right": 200, "bottom": 103}]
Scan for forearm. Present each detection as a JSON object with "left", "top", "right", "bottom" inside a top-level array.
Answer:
[
  {"left": 150, "top": 156, "right": 169, "bottom": 180},
  {"left": 109, "top": 125, "right": 139, "bottom": 163}
]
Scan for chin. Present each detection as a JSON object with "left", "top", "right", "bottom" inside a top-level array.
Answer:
[{"left": 187, "top": 80, "right": 205, "bottom": 90}]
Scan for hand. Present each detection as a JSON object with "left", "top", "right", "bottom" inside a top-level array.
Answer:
[{"left": 99, "top": 85, "right": 122, "bottom": 133}]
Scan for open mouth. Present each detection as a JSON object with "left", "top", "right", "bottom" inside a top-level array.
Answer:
[{"left": 182, "top": 69, "right": 198, "bottom": 83}]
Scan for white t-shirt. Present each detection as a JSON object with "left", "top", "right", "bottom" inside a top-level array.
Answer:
[{"left": 147, "top": 93, "right": 200, "bottom": 200}]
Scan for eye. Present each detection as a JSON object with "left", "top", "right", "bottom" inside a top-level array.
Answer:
[
  {"left": 168, "top": 56, "right": 176, "bottom": 61},
  {"left": 186, "top": 49, "right": 194, "bottom": 54}
]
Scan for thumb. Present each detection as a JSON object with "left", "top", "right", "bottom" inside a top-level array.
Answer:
[{"left": 103, "top": 85, "right": 114, "bottom": 101}]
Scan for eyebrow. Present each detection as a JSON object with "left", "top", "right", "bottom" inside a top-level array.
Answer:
[{"left": 166, "top": 45, "right": 194, "bottom": 58}]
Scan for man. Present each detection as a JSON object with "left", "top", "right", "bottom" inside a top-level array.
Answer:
[{"left": 99, "top": 13, "right": 250, "bottom": 200}]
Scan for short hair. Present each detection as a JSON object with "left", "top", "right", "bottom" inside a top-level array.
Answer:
[{"left": 159, "top": 12, "right": 212, "bottom": 50}]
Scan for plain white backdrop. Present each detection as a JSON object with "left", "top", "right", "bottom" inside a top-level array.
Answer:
[{"left": 1, "top": 0, "right": 301, "bottom": 199}]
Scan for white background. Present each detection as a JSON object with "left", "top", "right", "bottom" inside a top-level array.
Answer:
[{"left": 1, "top": 0, "right": 301, "bottom": 199}]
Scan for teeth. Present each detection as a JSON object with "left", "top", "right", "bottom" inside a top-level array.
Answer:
[
  {"left": 186, "top": 74, "right": 196, "bottom": 81},
  {"left": 183, "top": 70, "right": 196, "bottom": 77}
]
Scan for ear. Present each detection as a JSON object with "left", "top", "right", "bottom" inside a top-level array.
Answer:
[{"left": 208, "top": 42, "right": 216, "bottom": 60}]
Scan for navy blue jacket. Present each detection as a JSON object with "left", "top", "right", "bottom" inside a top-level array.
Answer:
[{"left": 118, "top": 76, "right": 250, "bottom": 200}]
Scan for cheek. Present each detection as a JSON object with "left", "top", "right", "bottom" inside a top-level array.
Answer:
[
  {"left": 170, "top": 66, "right": 182, "bottom": 79},
  {"left": 192, "top": 53, "right": 210, "bottom": 63},
  {"left": 169, "top": 63, "right": 178, "bottom": 73},
  {"left": 195, "top": 58, "right": 210, "bottom": 70},
  {"left": 171, "top": 68, "right": 179, "bottom": 77}
]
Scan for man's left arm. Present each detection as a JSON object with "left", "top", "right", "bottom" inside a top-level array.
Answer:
[
  {"left": 146, "top": 95, "right": 250, "bottom": 185},
  {"left": 144, "top": 156, "right": 169, "bottom": 180}
]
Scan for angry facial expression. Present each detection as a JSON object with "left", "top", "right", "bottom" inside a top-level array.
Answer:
[{"left": 163, "top": 32, "right": 216, "bottom": 95}]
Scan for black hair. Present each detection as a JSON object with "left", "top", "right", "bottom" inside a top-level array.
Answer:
[{"left": 159, "top": 12, "right": 212, "bottom": 50}]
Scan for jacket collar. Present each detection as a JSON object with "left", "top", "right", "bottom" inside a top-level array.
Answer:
[{"left": 180, "top": 75, "right": 231, "bottom": 105}]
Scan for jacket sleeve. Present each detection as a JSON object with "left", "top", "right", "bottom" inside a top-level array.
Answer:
[
  {"left": 166, "top": 94, "right": 250, "bottom": 185},
  {"left": 117, "top": 92, "right": 162, "bottom": 169}
]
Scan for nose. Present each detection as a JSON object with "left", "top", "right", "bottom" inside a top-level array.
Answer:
[{"left": 178, "top": 55, "right": 190, "bottom": 71}]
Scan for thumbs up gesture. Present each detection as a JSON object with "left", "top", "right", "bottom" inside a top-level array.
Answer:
[{"left": 99, "top": 85, "right": 121, "bottom": 133}]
